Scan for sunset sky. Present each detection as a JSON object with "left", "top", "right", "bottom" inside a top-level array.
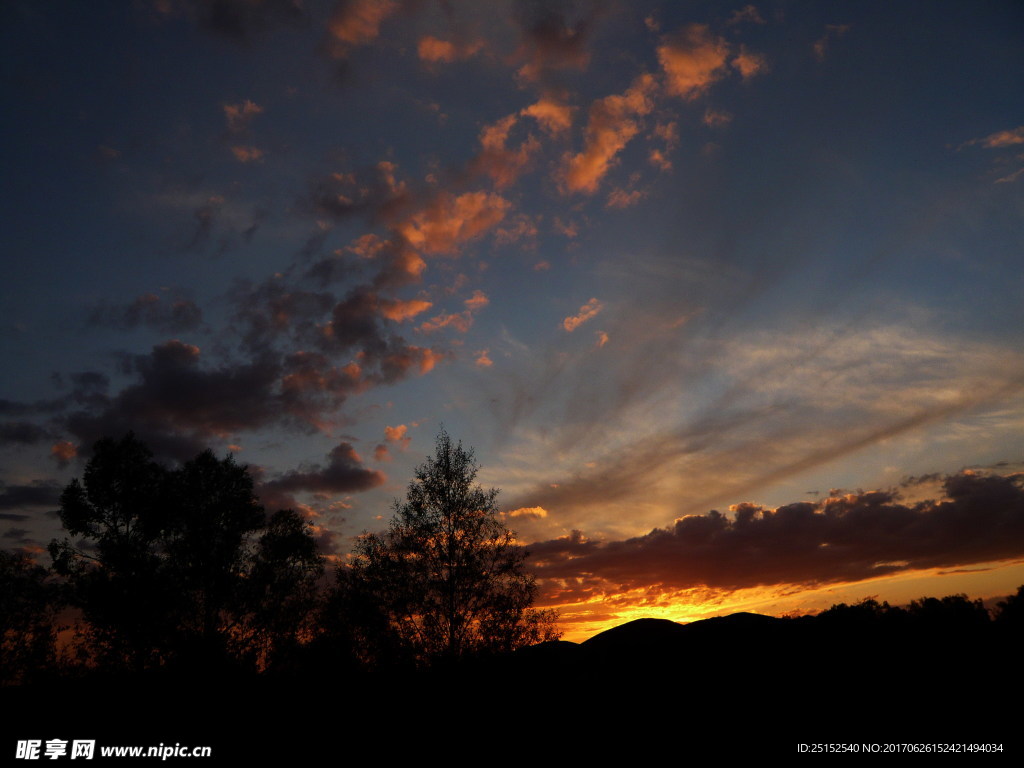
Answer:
[{"left": 3, "top": 0, "right": 1023, "bottom": 641}]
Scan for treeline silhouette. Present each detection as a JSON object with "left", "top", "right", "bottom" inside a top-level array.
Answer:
[
  {"left": 2, "top": 431, "right": 561, "bottom": 686},
  {"left": 3, "top": 433, "right": 1024, "bottom": 708}
]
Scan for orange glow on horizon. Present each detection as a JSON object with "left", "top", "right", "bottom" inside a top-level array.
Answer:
[{"left": 542, "top": 559, "right": 1024, "bottom": 643}]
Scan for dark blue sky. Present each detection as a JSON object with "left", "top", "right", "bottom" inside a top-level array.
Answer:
[{"left": 3, "top": 0, "right": 1023, "bottom": 637}]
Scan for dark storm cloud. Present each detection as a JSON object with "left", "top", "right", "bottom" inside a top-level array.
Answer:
[
  {"left": 0, "top": 481, "right": 61, "bottom": 511},
  {"left": 528, "top": 472, "right": 1024, "bottom": 593},
  {"left": 264, "top": 441, "right": 386, "bottom": 495},
  {"left": 306, "top": 163, "right": 410, "bottom": 224},
  {"left": 163, "top": 0, "right": 307, "bottom": 42},
  {"left": 0, "top": 422, "right": 54, "bottom": 445},
  {"left": 88, "top": 293, "right": 203, "bottom": 333},
  {"left": 229, "top": 277, "right": 336, "bottom": 354},
  {"left": 63, "top": 340, "right": 286, "bottom": 461},
  {"left": 512, "top": 0, "right": 601, "bottom": 85}
]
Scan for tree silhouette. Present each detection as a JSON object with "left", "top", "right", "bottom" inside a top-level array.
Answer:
[
  {"left": 49, "top": 433, "right": 323, "bottom": 674},
  {"left": 49, "top": 434, "right": 174, "bottom": 671},
  {"left": 0, "top": 550, "right": 61, "bottom": 684},
  {"left": 344, "top": 428, "right": 558, "bottom": 666}
]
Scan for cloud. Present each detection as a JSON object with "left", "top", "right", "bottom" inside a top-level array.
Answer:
[
  {"left": 521, "top": 95, "right": 574, "bottom": 136},
  {"left": 727, "top": 5, "right": 766, "bottom": 25},
  {"left": 494, "top": 318, "right": 1024, "bottom": 543},
  {"left": 162, "top": 0, "right": 306, "bottom": 42},
  {"left": 475, "top": 349, "right": 493, "bottom": 368},
  {"left": 507, "top": 506, "right": 548, "bottom": 519},
  {"left": 657, "top": 24, "right": 730, "bottom": 100},
  {"left": 529, "top": 472, "right": 1024, "bottom": 594},
  {"left": 230, "top": 145, "right": 264, "bottom": 163},
  {"left": 563, "top": 298, "right": 603, "bottom": 332},
  {"left": 374, "top": 444, "right": 391, "bottom": 462},
  {"left": 264, "top": 442, "right": 386, "bottom": 495},
  {"left": 964, "top": 126, "right": 1024, "bottom": 149},
  {"left": 377, "top": 298, "right": 433, "bottom": 322},
  {"left": 703, "top": 108, "right": 732, "bottom": 127},
  {"left": 418, "top": 289, "right": 489, "bottom": 334},
  {"left": 0, "top": 422, "right": 53, "bottom": 445},
  {"left": 471, "top": 114, "right": 540, "bottom": 189},
  {"left": 384, "top": 424, "right": 411, "bottom": 450},
  {"left": 50, "top": 441, "right": 77, "bottom": 468},
  {"left": 813, "top": 24, "right": 850, "bottom": 62},
  {"left": 494, "top": 215, "right": 539, "bottom": 246},
  {"left": 561, "top": 74, "right": 657, "bottom": 194},
  {"left": 417, "top": 36, "right": 483, "bottom": 64},
  {"left": 89, "top": 292, "right": 203, "bottom": 333},
  {"left": 223, "top": 100, "right": 263, "bottom": 132},
  {"left": 513, "top": 5, "right": 597, "bottom": 85},
  {"left": 731, "top": 45, "right": 767, "bottom": 80},
  {"left": 0, "top": 480, "right": 61, "bottom": 511},
  {"left": 595, "top": 331, "right": 609, "bottom": 348},
  {"left": 397, "top": 191, "right": 511, "bottom": 255},
  {"left": 230, "top": 278, "right": 335, "bottom": 353},
  {"left": 463, "top": 290, "right": 489, "bottom": 313},
  {"left": 606, "top": 187, "right": 646, "bottom": 209},
  {"left": 327, "top": 0, "right": 399, "bottom": 56}
]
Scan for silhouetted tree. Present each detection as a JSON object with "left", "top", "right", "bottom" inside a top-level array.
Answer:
[
  {"left": 994, "top": 585, "right": 1024, "bottom": 630},
  {"left": 49, "top": 433, "right": 324, "bottom": 675},
  {"left": 0, "top": 550, "right": 61, "bottom": 685},
  {"left": 238, "top": 509, "right": 324, "bottom": 673},
  {"left": 343, "top": 428, "right": 558, "bottom": 666},
  {"left": 49, "top": 434, "right": 174, "bottom": 671}
]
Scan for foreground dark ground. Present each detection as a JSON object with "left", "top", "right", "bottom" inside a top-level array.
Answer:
[{"left": 5, "top": 608, "right": 1019, "bottom": 762}]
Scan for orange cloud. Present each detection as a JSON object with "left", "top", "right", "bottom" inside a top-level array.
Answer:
[
  {"left": 472, "top": 114, "right": 540, "bottom": 189},
  {"left": 521, "top": 95, "right": 574, "bottom": 135},
  {"left": 419, "top": 312, "right": 472, "bottom": 334},
  {"left": 464, "top": 289, "right": 489, "bottom": 312},
  {"left": 398, "top": 191, "right": 511, "bottom": 255},
  {"left": 731, "top": 45, "right": 767, "bottom": 79},
  {"left": 495, "top": 214, "right": 539, "bottom": 246},
  {"left": 328, "top": 0, "right": 398, "bottom": 53},
  {"left": 378, "top": 297, "right": 433, "bottom": 322},
  {"left": 649, "top": 149, "right": 671, "bottom": 172},
  {"left": 223, "top": 100, "right": 263, "bottom": 132},
  {"left": 507, "top": 506, "right": 548, "bottom": 519},
  {"left": 475, "top": 349, "right": 493, "bottom": 368},
  {"left": 346, "top": 233, "right": 388, "bottom": 259},
  {"left": 50, "top": 441, "right": 77, "bottom": 466},
  {"left": 975, "top": 127, "right": 1024, "bottom": 149},
  {"left": 561, "top": 74, "right": 658, "bottom": 194},
  {"left": 418, "top": 35, "right": 483, "bottom": 64},
  {"left": 657, "top": 24, "right": 730, "bottom": 100},
  {"left": 563, "top": 298, "right": 603, "bottom": 332},
  {"left": 703, "top": 108, "right": 733, "bottom": 127},
  {"left": 230, "top": 145, "right": 264, "bottom": 163},
  {"left": 384, "top": 424, "right": 412, "bottom": 450},
  {"left": 418, "top": 290, "right": 488, "bottom": 334},
  {"left": 374, "top": 444, "right": 391, "bottom": 462},
  {"left": 606, "top": 187, "right": 647, "bottom": 209},
  {"left": 595, "top": 331, "right": 609, "bottom": 348}
]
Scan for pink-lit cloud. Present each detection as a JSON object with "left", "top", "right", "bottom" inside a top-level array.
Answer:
[
  {"left": 657, "top": 24, "right": 730, "bottom": 100},
  {"left": 563, "top": 298, "right": 603, "bottom": 332},
  {"left": 561, "top": 74, "right": 657, "bottom": 194}
]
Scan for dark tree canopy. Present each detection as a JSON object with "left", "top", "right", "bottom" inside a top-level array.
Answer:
[
  {"left": 344, "top": 428, "right": 559, "bottom": 666},
  {"left": 49, "top": 433, "right": 323, "bottom": 674},
  {"left": 0, "top": 550, "right": 60, "bottom": 685}
]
